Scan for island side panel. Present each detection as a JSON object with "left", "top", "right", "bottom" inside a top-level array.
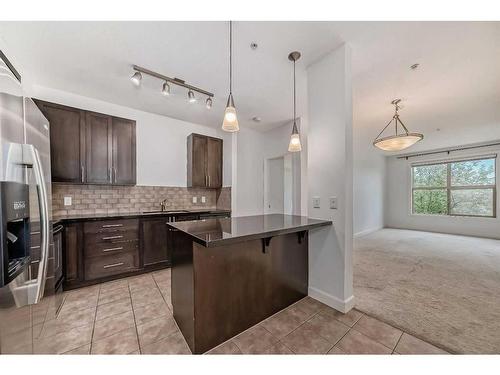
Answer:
[
  {"left": 269, "top": 231, "right": 308, "bottom": 311},
  {"left": 192, "top": 232, "right": 308, "bottom": 353},
  {"left": 171, "top": 230, "right": 196, "bottom": 352}
]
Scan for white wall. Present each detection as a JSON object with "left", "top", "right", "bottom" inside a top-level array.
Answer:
[
  {"left": 307, "top": 44, "right": 354, "bottom": 313},
  {"left": 385, "top": 143, "right": 500, "bottom": 239},
  {"left": 232, "top": 122, "right": 303, "bottom": 217},
  {"left": 26, "top": 85, "right": 232, "bottom": 187},
  {"left": 353, "top": 127, "right": 386, "bottom": 237}
]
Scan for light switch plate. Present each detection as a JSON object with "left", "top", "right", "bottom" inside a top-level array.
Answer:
[
  {"left": 312, "top": 196, "right": 320, "bottom": 208},
  {"left": 192, "top": 196, "right": 197, "bottom": 204},
  {"left": 64, "top": 196, "right": 72, "bottom": 206},
  {"left": 201, "top": 196, "right": 206, "bottom": 203},
  {"left": 330, "top": 197, "right": 338, "bottom": 209}
]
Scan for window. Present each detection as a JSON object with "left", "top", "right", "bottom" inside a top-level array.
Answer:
[{"left": 411, "top": 157, "right": 496, "bottom": 217}]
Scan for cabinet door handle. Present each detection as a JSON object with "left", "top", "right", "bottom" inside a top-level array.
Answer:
[
  {"left": 114, "top": 167, "right": 117, "bottom": 183},
  {"left": 102, "top": 235, "right": 123, "bottom": 240},
  {"left": 108, "top": 167, "right": 112, "bottom": 183},
  {"left": 81, "top": 164, "right": 84, "bottom": 183},
  {"left": 102, "top": 246, "right": 123, "bottom": 253},
  {"left": 208, "top": 175, "right": 211, "bottom": 187},
  {"left": 103, "top": 262, "right": 124, "bottom": 269},
  {"left": 102, "top": 224, "right": 123, "bottom": 228}
]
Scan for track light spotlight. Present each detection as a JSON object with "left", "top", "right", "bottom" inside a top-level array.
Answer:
[
  {"left": 188, "top": 90, "right": 196, "bottom": 103},
  {"left": 130, "top": 71, "right": 142, "bottom": 86},
  {"left": 162, "top": 81, "right": 170, "bottom": 96},
  {"left": 206, "top": 97, "right": 213, "bottom": 109}
]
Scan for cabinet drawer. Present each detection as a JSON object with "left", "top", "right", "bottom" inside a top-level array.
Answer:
[
  {"left": 84, "top": 230, "right": 139, "bottom": 245},
  {"left": 85, "top": 239, "right": 139, "bottom": 258},
  {"left": 84, "top": 250, "right": 139, "bottom": 281},
  {"left": 83, "top": 219, "right": 139, "bottom": 234}
]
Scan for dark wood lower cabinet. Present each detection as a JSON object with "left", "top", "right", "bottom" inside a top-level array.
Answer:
[
  {"left": 85, "top": 251, "right": 140, "bottom": 280},
  {"left": 63, "top": 223, "right": 83, "bottom": 285},
  {"left": 141, "top": 218, "right": 170, "bottom": 267},
  {"left": 61, "top": 213, "right": 230, "bottom": 290}
]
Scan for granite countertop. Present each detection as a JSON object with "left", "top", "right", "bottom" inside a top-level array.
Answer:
[
  {"left": 53, "top": 209, "right": 231, "bottom": 223},
  {"left": 167, "top": 214, "right": 332, "bottom": 247}
]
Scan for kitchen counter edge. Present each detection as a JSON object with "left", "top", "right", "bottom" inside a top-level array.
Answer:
[
  {"left": 168, "top": 215, "right": 332, "bottom": 248},
  {"left": 53, "top": 209, "right": 231, "bottom": 224}
]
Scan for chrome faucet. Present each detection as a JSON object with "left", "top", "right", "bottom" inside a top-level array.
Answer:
[{"left": 160, "top": 198, "right": 169, "bottom": 212}]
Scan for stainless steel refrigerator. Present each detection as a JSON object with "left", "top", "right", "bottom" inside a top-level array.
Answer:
[{"left": 0, "top": 50, "right": 62, "bottom": 354}]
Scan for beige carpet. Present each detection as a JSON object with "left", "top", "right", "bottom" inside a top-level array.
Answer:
[{"left": 354, "top": 228, "right": 500, "bottom": 354}]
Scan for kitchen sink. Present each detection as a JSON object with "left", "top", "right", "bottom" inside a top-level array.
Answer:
[{"left": 142, "top": 210, "right": 189, "bottom": 214}]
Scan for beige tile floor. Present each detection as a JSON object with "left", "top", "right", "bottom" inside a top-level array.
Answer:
[{"left": 32, "top": 269, "right": 448, "bottom": 355}]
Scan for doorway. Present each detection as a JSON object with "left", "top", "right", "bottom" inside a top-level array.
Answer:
[{"left": 264, "top": 154, "right": 297, "bottom": 215}]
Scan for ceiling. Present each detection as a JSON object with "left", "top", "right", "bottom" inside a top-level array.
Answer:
[
  {"left": 0, "top": 21, "right": 344, "bottom": 130},
  {"left": 0, "top": 21, "right": 499, "bottom": 144}
]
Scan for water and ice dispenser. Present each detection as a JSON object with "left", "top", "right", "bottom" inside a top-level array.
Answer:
[{"left": 0, "top": 181, "right": 31, "bottom": 287}]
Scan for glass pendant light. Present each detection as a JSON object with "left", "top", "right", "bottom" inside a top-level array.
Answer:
[
  {"left": 288, "top": 51, "right": 302, "bottom": 152},
  {"left": 222, "top": 21, "right": 239, "bottom": 132},
  {"left": 373, "top": 99, "right": 423, "bottom": 151}
]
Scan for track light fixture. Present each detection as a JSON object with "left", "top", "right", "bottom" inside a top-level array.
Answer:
[
  {"left": 130, "top": 65, "right": 214, "bottom": 108},
  {"left": 130, "top": 71, "right": 142, "bottom": 86},
  {"left": 162, "top": 81, "right": 170, "bottom": 96}
]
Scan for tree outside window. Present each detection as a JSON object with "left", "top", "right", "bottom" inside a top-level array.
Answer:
[{"left": 412, "top": 157, "right": 496, "bottom": 217}]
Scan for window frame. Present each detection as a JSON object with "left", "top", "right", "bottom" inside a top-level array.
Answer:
[{"left": 411, "top": 156, "right": 497, "bottom": 218}]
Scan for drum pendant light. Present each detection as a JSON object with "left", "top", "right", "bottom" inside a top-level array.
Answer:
[
  {"left": 222, "top": 21, "right": 239, "bottom": 132},
  {"left": 373, "top": 99, "right": 423, "bottom": 151},
  {"left": 288, "top": 51, "right": 302, "bottom": 152}
]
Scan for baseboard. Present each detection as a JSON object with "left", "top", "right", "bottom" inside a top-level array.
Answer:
[
  {"left": 308, "top": 286, "right": 355, "bottom": 313},
  {"left": 354, "top": 226, "right": 383, "bottom": 238}
]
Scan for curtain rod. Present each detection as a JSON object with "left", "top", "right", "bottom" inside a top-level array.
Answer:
[{"left": 397, "top": 141, "right": 500, "bottom": 160}]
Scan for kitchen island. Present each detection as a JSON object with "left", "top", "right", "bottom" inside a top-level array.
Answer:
[{"left": 167, "top": 214, "right": 332, "bottom": 354}]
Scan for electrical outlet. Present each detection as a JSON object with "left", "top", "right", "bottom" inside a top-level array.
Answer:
[
  {"left": 312, "top": 197, "right": 320, "bottom": 208},
  {"left": 330, "top": 197, "right": 338, "bottom": 209},
  {"left": 192, "top": 196, "right": 197, "bottom": 204},
  {"left": 201, "top": 196, "right": 206, "bottom": 203},
  {"left": 64, "top": 196, "right": 72, "bottom": 206}
]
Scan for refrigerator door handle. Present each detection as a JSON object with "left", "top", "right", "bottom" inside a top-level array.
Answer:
[{"left": 22, "top": 144, "right": 50, "bottom": 303}]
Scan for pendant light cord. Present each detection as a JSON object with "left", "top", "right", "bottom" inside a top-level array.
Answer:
[
  {"left": 229, "top": 20, "right": 232, "bottom": 95},
  {"left": 293, "top": 58, "right": 296, "bottom": 123}
]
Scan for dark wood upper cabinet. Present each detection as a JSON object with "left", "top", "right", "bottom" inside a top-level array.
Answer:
[
  {"left": 112, "top": 117, "right": 136, "bottom": 185},
  {"left": 188, "top": 134, "right": 207, "bottom": 187},
  {"left": 187, "top": 133, "right": 222, "bottom": 189},
  {"left": 86, "top": 112, "right": 112, "bottom": 184},
  {"left": 35, "top": 100, "right": 136, "bottom": 185},
  {"left": 207, "top": 137, "right": 222, "bottom": 188},
  {"left": 35, "top": 100, "right": 85, "bottom": 183}
]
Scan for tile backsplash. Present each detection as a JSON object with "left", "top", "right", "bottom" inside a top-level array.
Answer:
[
  {"left": 52, "top": 184, "right": 231, "bottom": 218},
  {"left": 216, "top": 187, "right": 231, "bottom": 211}
]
